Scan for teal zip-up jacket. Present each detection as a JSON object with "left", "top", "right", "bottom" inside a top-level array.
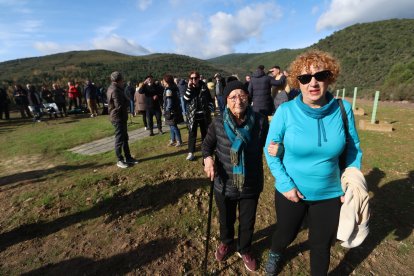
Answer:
[{"left": 265, "top": 92, "right": 362, "bottom": 201}]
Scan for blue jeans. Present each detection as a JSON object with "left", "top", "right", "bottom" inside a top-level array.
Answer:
[
  {"left": 169, "top": 125, "right": 182, "bottom": 143},
  {"left": 180, "top": 96, "right": 186, "bottom": 115},
  {"left": 217, "top": 95, "right": 225, "bottom": 113},
  {"left": 129, "top": 100, "right": 134, "bottom": 114}
]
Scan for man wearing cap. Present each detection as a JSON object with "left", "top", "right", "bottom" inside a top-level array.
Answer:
[
  {"left": 107, "top": 71, "right": 139, "bottom": 168},
  {"left": 248, "top": 65, "right": 285, "bottom": 116}
]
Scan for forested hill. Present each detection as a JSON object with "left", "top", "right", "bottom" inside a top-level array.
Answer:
[
  {"left": 0, "top": 51, "right": 234, "bottom": 87},
  {"left": 209, "top": 19, "right": 414, "bottom": 101},
  {"left": 0, "top": 19, "right": 413, "bottom": 101}
]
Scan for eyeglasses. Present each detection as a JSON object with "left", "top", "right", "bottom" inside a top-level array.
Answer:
[
  {"left": 189, "top": 76, "right": 199, "bottom": 80},
  {"left": 297, "top": 70, "right": 332, "bottom": 85},
  {"left": 228, "top": 95, "right": 248, "bottom": 103}
]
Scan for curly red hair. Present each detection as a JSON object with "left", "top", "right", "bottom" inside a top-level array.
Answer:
[{"left": 288, "top": 50, "right": 340, "bottom": 89}]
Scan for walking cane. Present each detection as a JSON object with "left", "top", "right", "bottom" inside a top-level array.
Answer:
[{"left": 203, "top": 179, "right": 214, "bottom": 275}]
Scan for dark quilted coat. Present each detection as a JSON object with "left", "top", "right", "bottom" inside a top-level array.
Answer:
[{"left": 202, "top": 112, "right": 269, "bottom": 199}]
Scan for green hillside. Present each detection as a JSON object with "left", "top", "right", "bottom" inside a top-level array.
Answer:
[
  {"left": 0, "top": 50, "right": 233, "bottom": 88},
  {"left": 208, "top": 49, "right": 304, "bottom": 74},
  {"left": 210, "top": 19, "right": 414, "bottom": 101},
  {"left": 0, "top": 19, "right": 413, "bottom": 101}
]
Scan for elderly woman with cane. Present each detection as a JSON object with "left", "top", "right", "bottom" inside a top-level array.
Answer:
[
  {"left": 264, "top": 50, "right": 363, "bottom": 275},
  {"left": 202, "top": 80, "right": 269, "bottom": 272}
]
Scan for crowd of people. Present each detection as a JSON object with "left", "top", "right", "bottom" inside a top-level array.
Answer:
[
  {"left": 2, "top": 49, "right": 367, "bottom": 275},
  {"left": 0, "top": 81, "right": 107, "bottom": 122},
  {"left": 104, "top": 49, "right": 365, "bottom": 275}
]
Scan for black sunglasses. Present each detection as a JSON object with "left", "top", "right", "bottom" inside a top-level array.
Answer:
[{"left": 297, "top": 70, "right": 332, "bottom": 85}]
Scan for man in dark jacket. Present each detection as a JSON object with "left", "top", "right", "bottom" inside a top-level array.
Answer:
[
  {"left": 27, "top": 84, "right": 43, "bottom": 122},
  {"left": 124, "top": 81, "right": 135, "bottom": 116},
  {"left": 248, "top": 65, "right": 284, "bottom": 116},
  {"left": 138, "top": 74, "right": 163, "bottom": 136},
  {"left": 214, "top": 73, "right": 226, "bottom": 114},
  {"left": 107, "top": 71, "right": 139, "bottom": 169},
  {"left": 0, "top": 87, "right": 10, "bottom": 120},
  {"left": 52, "top": 83, "right": 67, "bottom": 117},
  {"left": 13, "top": 84, "right": 31, "bottom": 118},
  {"left": 85, "top": 80, "right": 98, "bottom": 117}
]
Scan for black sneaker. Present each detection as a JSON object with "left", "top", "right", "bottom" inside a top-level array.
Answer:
[{"left": 125, "top": 157, "right": 139, "bottom": 165}]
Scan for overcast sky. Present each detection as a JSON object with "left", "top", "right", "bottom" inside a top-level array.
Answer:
[{"left": 0, "top": 0, "right": 413, "bottom": 62}]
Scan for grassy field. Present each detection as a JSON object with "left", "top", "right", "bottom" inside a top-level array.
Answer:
[{"left": 0, "top": 99, "right": 413, "bottom": 275}]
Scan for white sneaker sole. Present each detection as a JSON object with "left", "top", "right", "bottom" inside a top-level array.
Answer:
[{"left": 236, "top": 252, "right": 256, "bottom": 273}]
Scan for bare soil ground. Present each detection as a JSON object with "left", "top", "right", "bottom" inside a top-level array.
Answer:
[{"left": 0, "top": 100, "right": 413, "bottom": 275}]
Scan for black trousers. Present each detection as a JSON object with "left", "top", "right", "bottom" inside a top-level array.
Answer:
[
  {"left": 112, "top": 120, "right": 131, "bottom": 161},
  {"left": 56, "top": 102, "right": 67, "bottom": 116},
  {"left": 0, "top": 104, "right": 10, "bottom": 119},
  {"left": 188, "top": 119, "right": 208, "bottom": 153},
  {"left": 68, "top": 98, "right": 78, "bottom": 110},
  {"left": 271, "top": 190, "right": 341, "bottom": 276},
  {"left": 17, "top": 104, "right": 31, "bottom": 118},
  {"left": 146, "top": 108, "right": 162, "bottom": 132},
  {"left": 214, "top": 190, "right": 259, "bottom": 254}
]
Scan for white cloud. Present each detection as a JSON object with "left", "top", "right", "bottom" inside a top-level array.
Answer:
[
  {"left": 136, "top": 0, "right": 152, "bottom": 11},
  {"left": 172, "top": 2, "right": 283, "bottom": 58},
  {"left": 317, "top": 0, "right": 414, "bottom": 31},
  {"left": 172, "top": 17, "right": 206, "bottom": 57},
  {"left": 33, "top": 41, "right": 84, "bottom": 54},
  {"left": 19, "top": 19, "right": 42, "bottom": 33},
  {"left": 33, "top": 34, "right": 150, "bottom": 56},
  {"left": 93, "top": 34, "right": 150, "bottom": 55}
]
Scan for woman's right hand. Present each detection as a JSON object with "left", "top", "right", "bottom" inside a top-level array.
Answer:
[
  {"left": 203, "top": 156, "right": 215, "bottom": 181},
  {"left": 282, "top": 188, "right": 304, "bottom": 202}
]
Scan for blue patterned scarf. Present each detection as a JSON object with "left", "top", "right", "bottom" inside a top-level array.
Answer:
[{"left": 223, "top": 106, "right": 255, "bottom": 192}]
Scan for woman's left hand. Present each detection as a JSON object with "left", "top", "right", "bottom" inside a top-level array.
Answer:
[
  {"left": 268, "top": 141, "right": 281, "bottom": 156},
  {"left": 282, "top": 188, "right": 304, "bottom": 202}
]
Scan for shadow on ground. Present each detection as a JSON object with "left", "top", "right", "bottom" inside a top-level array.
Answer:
[
  {"left": 0, "top": 163, "right": 109, "bottom": 189},
  {"left": 250, "top": 168, "right": 413, "bottom": 275},
  {"left": 22, "top": 237, "right": 178, "bottom": 275},
  {"left": 0, "top": 177, "right": 207, "bottom": 252}
]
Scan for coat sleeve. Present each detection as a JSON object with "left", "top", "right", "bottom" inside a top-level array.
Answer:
[
  {"left": 112, "top": 88, "right": 123, "bottom": 117},
  {"left": 264, "top": 105, "right": 296, "bottom": 192},
  {"left": 248, "top": 81, "right": 253, "bottom": 101},
  {"left": 202, "top": 120, "right": 217, "bottom": 158},
  {"left": 270, "top": 76, "right": 285, "bottom": 87}
]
